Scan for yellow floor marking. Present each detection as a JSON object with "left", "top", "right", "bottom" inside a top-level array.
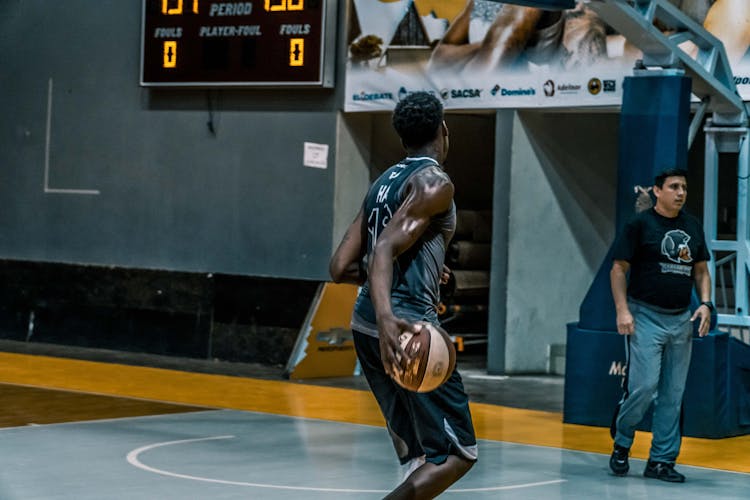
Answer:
[{"left": 0, "top": 352, "right": 748, "bottom": 473}]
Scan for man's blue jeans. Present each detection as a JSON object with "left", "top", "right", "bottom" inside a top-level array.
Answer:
[{"left": 614, "top": 301, "right": 693, "bottom": 462}]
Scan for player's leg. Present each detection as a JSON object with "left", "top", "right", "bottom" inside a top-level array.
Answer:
[
  {"left": 384, "top": 454, "right": 474, "bottom": 500},
  {"left": 352, "top": 331, "right": 424, "bottom": 466},
  {"left": 387, "top": 368, "right": 478, "bottom": 498}
]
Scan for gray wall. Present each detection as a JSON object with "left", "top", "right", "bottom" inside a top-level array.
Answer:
[
  {"left": 333, "top": 107, "right": 617, "bottom": 375},
  {"left": 332, "top": 113, "right": 372, "bottom": 248},
  {"left": 331, "top": 110, "right": 497, "bottom": 238},
  {"left": 504, "top": 111, "right": 619, "bottom": 372},
  {"left": 0, "top": 0, "right": 343, "bottom": 280},
  {"left": 0, "top": 1, "right": 628, "bottom": 373}
]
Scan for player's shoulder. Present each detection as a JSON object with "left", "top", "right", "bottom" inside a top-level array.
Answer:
[
  {"left": 409, "top": 164, "right": 452, "bottom": 190},
  {"left": 406, "top": 165, "right": 453, "bottom": 213}
]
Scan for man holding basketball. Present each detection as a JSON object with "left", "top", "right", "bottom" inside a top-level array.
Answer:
[{"left": 330, "top": 91, "right": 477, "bottom": 499}]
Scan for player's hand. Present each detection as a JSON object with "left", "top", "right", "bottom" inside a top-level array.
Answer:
[
  {"left": 440, "top": 264, "right": 451, "bottom": 285},
  {"left": 616, "top": 310, "right": 634, "bottom": 335},
  {"left": 377, "top": 315, "right": 422, "bottom": 378},
  {"left": 691, "top": 305, "right": 711, "bottom": 337}
]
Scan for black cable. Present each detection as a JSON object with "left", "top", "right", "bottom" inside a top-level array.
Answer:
[{"left": 206, "top": 90, "right": 216, "bottom": 136}]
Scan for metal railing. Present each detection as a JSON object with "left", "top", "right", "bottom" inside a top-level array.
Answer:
[{"left": 714, "top": 251, "right": 736, "bottom": 314}]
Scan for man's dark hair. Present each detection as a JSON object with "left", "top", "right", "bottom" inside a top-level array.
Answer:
[
  {"left": 392, "top": 92, "right": 443, "bottom": 148},
  {"left": 654, "top": 168, "right": 688, "bottom": 188}
]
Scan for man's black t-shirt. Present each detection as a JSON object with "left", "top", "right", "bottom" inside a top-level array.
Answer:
[{"left": 612, "top": 208, "right": 710, "bottom": 310}]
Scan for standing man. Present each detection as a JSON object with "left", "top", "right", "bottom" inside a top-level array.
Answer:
[
  {"left": 329, "top": 91, "right": 477, "bottom": 499},
  {"left": 609, "top": 168, "right": 713, "bottom": 483}
]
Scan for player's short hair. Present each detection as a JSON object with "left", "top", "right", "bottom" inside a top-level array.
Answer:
[
  {"left": 392, "top": 92, "right": 444, "bottom": 148},
  {"left": 655, "top": 168, "right": 688, "bottom": 188}
]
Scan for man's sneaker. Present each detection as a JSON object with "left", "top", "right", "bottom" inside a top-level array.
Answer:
[
  {"left": 643, "top": 461, "right": 686, "bottom": 483},
  {"left": 609, "top": 444, "right": 630, "bottom": 476}
]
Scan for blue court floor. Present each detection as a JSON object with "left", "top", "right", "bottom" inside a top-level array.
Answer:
[{"left": 1, "top": 409, "right": 747, "bottom": 499}]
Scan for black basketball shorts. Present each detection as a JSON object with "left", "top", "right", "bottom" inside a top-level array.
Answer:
[{"left": 352, "top": 330, "right": 478, "bottom": 465}]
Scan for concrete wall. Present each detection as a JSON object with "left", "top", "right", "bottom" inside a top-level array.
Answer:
[
  {"left": 0, "top": 1, "right": 634, "bottom": 372},
  {"left": 504, "top": 111, "right": 619, "bottom": 372},
  {"left": 0, "top": 0, "right": 343, "bottom": 280},
  {"left": 332, "top": 113, "right": 372, "bottom": 248},
  {"left": 334, "top": 108, "right": 616, "bottom": 375}
]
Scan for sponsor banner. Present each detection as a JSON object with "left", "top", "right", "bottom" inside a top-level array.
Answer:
[
  {"left": 344, "top": 0, "right": 750, "bottom": 112},
  {"left": 346, "top": 68, "right": 626, "bottom": 112}
]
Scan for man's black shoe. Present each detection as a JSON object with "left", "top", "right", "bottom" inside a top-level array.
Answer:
[
  {"left": 609, "top": 444, "right": 630, "bottom": 476},
  {"left": 643, "top": 461, "right": 685, "bottom": 483}
]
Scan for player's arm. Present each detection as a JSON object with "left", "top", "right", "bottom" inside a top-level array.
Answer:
[
  {"left": 437, "top": 0, "right": 472, "bottom": 46},
  {"left": 428, "top": 0, "right": 477, "bottom": 72},
  {"left": 329, "top": 207, "right": 367, "bottom": 285},
  {"left": 691, "top": 260, "right": 712, "bottom": 337},
  {"left": 369, "top": 169, "right": 454, "bottom": 376},
  {"left": 610, "top": 259, "right": 634, "bottom": 335},
  {"left": 430, "top": 2, "right": 544, "bottom": 72},
  {"left": 467, "top": 6, "right": 544, "bottom": 71},
  {"left": 703, "top": 0, "right": 750, "bottom": 66}
]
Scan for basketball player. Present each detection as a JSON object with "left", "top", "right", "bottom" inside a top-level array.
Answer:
[
  {"left": 427, "top": 1, "right": 607, "bottom": 73},
  {"left": 428, "top": 1, "right": 749, "bottom": 73},
  {"left": 329, "top": 91, "right": 477, "bottom": 499}
]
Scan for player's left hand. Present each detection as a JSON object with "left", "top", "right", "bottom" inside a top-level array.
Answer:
[
  {"left": 691, "top": 305, "right": 711, "bottom": 337},
  {"left": 440, "top": 264, "right": 451, "bottom": 285}
]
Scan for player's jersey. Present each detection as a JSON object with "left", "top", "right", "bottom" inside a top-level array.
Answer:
[{"left": 352, "top": 157, "right": 455, "bottom": 337}]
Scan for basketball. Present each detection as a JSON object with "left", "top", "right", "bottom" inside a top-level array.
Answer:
[{"left": 392, "top": 322, "right": 456, "bottom": 393}]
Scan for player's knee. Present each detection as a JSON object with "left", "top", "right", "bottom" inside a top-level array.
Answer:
[{"left": 456, "top": 455, "right": 475, "bottom": 475}]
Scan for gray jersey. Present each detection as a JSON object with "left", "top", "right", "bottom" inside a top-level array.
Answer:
[{"left": 351, "top": 157, "right": 455, "bottom": 337}]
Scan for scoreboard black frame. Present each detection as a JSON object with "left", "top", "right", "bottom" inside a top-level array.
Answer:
[{"left": 140, "top": 0, "right": 336, "bottom": 87}]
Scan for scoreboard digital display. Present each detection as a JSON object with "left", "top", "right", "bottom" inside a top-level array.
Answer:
[{"left": 140, "top": 0, "right": 335, "bottom": 87}]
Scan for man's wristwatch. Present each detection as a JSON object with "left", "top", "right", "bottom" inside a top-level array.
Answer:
[{"left": 700, "top": 301, "right": 715, "bottom": 313}]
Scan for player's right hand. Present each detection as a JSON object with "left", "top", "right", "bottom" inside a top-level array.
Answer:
[
  {"left": 377, "top": 315, "right": 421, "bottom": 378},
  {"left": 616, "top": 310, "right": 635, "bottom": 335},
  {"left": 440, "top": 264, "right": 451, "bottom": 285}
]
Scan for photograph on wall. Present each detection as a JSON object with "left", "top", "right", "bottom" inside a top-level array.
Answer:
[{"left": 344, "top": 0, "right": 750, "bottom": 112}]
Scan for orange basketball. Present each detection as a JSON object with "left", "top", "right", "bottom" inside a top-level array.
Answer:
[{"left": 392, "top": 322, "right": 456, "bottom": 393}]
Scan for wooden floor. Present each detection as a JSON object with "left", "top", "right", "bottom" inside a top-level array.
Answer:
[{"left": 1, "top": 351, "right": 748, "bottom": 475}]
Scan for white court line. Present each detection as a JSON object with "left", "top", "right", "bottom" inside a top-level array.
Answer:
[
  {"left": 463, "top": 373, "right": 510, "bottom": 381},
  {"left": 44, "top": 77, "right": 100, "bottom": 195},
  {"left": 126, "top": 435, "right": 567, "bottom": 493}
]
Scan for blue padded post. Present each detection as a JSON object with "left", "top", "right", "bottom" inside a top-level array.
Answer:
[
  {"left": 564, "top": 75, "right": 693, "bottom": 429},
  {"left": 578, "top": 75, "right": 691, "bottom": 332}
]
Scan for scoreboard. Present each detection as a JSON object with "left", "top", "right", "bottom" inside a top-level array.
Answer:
[{"left": 140, "top": 0, "right": 335, "bottom": 87}]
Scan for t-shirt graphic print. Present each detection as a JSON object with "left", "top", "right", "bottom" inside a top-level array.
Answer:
[{"left": 661, "top": 229, "right": 693, "bottom": 263}]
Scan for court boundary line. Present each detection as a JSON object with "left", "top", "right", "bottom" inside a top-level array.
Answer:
[
  {"left": 125, "top": 434, "right": 568, "bottom": 493},
  {"left": 3, "top": 408, "right": 748, "bottom": 477}
]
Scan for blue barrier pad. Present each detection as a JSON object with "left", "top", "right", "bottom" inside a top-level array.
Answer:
[{"left": 564, "top": 323, "right": 750, "bottom": 438}]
